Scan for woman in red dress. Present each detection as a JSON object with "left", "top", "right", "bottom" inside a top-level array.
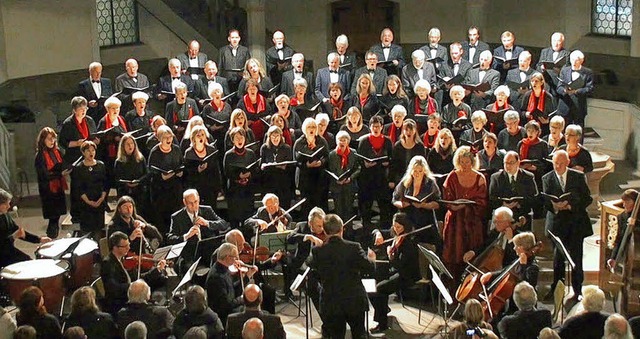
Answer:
[{"left": 442, "top": 145, "right": 488, "bottom": 282}]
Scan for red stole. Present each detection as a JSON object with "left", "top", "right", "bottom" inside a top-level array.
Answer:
[
  {"left": 75, "top": 117, "right": 89, "bottom": 139},
  {"left": 388, "top": 124, "right": 401, "bottom": 144},
  {"left": 520, "top": 137, "right": 540, "bottom": 160},
  {"left": 414, "top": 97, "right": 436, "bottom": 115},
  {"left": 243, "top": 94, "right": 267, "bottom": 115},
  {"left": 105, "top": 115, "right": 128, "bottom": 158},
  {"left": 336, "top": 146, "right": 350, "bottom": 170},
  {"left": 369, "top": 134, "right": 385, "bottom": 154},
  {"left": 423, "top": 130, "right": 439, "bottom": 148},
  {"left": 331, "top": 98, "right": 344, "bottom": 119},
  {"left": 526, "top": 90, "right": 546, "bottom": 120},
  {"left": 43, "top": 148, "right": 68, "bottom": 193}
]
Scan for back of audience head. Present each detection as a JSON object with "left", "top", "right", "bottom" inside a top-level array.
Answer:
[
  {"left": 604, "top": 313, "right": 633, "bottom": 339},
  {"left": 183, "top": 326, "right": 207, "bottom": 339},
  {"left": 125, "top": 321, "right": 147, "bottom": 339},
  {"left": 185, "top": 285, "right": 208, "bottom": 314},
  {"left": 513, "top": 281, "right": 537, "bottom": 311},
  {"left": 242, "top": 317, "right": 264, "bottom": 339},
  {"left": 128, "top": 279, "right": 151, "bottom": 304},
  {"left": 538, "top": 327, "right": 560, "bottom": 339},
  {"left": 582, "top": 285, "right": 605, "bottom": 312},
  {"left": 63, "top": 326, "right": 87, "bottom": 339},
  {"left": 70, "top": 286, "right": 99, "bottom": 315},
  {"left": 243, "top": 284, "right": 263, "bottom": 309},
  {"left": 13, "top": 325, "right": 36, "bottom": 339}
]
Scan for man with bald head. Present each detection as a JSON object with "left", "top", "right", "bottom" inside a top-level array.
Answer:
[
  {"left": 536, "top": 32, "right": 570, "bottom": 73},
  {"left": 505, "top": 51, "right": 534, "bottom": 104},
  {"left": 542, "top": 150, "right": 592, "bottom": 304},
  {"left": 279, "top": 53, "right": 314, "bottom": 97},
  {"left": 115, "top": 58, "right": 151, "bottom": 112},
  {"left": 177, "top": 40, "right": 209, "bottom": 80},
  {"left": 604, "top": 314, "right": 634, "bottom": 339},
  {"left": 117, "top": 279, "right": 174, "bottom": 338},
  {"left": 265, "top": 30, "right": 295, "bottom": 85},
  {"left": 226, "top": 284, "right": 285, "bottom": 339},
  {"left": 369, "top": 27, "right": 405, "bottom": 76},
  {"left": 241, "top": 318, "right": 264, "bottom": 339}
]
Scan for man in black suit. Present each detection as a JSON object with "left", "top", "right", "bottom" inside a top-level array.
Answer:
[
  {"left": 351, "top": 51, "right": 387, "bottom": 97},
  {"left": 194, "top": 60, "right": 230, "bottom": 108},
  {"left": 536, "top": 32, "right": 570, "bottom": 74},
  {"left": 498, "top": 281, "right": 552, "bottom": 339},
  {"left": 114, "top": 59, "right": 151, "bottom": 113},
  {"left": 465, "top": 50, "right": 501, "bottom": 110},
  {"left": 492, "top": 31, "right": 525, "bottom": 82},
  {"left": 100, "top": 231, "right": 167, "bottom": 315},
  {"left": 461, "top": 26, "right": 490, "bottom": 65},
  {"left": 558, "top": 285, "right": 609, "bottom": 339},
  {"left": 542, "top": 150, "right": 592, "bottom": 304},
  {"left": 265, "top": 30, "right": 295, "bottom": 86},
  {"left": 401, "top": 49, "right": 437, "bottom": 100},
  {"left": 489, "top": 151, "right": 538, "bottom": 230},
  {"left": 243, "top": 193, "right": 293, "bottom": 236},
  {"left": 334, "top": 34, "right": 358, "bottom": 81},
  {"left": 225, "top": 284, "right": 285, "bottom": 339},
  {"left": 505, "top": 51, "right": 534, "bottom": 104},
  {"left": 307, "top": 214, "right": 376, "bottom": 339},
  {"left": 439, "top": 42, "right": 473, "bottom": 107},
  {"left": 556, "top": 50, "right": 594, "bottom": 127},
  {"left": 205, "top": 242, "right": 251, "bottom": 326},
  {"left": 177, "top": 40, "right": 208, "bottom": 81},
  {"left": 116, "top": 279, "right": 174, "bottom": 339},
  {"left": 167, "top": 189, "right": 229, "bottom": 274},
  {"left": 77, "top": 62, "right": 113, "bottom": 122},
  {"left": 315, "top": 52, "right": 351, "bottom": 101},
  {"left": 420, "top": 27, "right": 448, "bottom": 72},
  {"left": 369, "top": 28, "right": 405, "bottom": 76},
  {"left": 156, "top": 58, "right": 194, "bottom": 104},
  {"left": 219, "top": 29, "right": 251, "bottom": 93},
  {"left": 279, "top": 53, "right": 314, "bottom": 97}
]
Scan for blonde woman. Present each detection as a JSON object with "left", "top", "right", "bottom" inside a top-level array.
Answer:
[{"left": 339, "top": 106, "right": 370, "bottom": 149}]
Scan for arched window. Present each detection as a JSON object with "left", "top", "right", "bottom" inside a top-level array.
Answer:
[
  {"left": 592, "top": 0, "right": 633, "bottom": 37},
  {"left": 96, "top": 0, "right": 139, "bottom": 47}
]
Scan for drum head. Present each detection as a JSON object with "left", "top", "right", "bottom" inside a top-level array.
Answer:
[
  {"left": 0, "top": 259, "right": 67, "bottom": 280},
  {"left": 36, "top": 238, "right": 99, "bottom": 259}
]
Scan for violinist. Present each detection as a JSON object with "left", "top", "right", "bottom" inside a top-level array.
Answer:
[
  {"left": 224, "top": 229, "right": 280, "bottom": 314},
  {"left": 244, "top": 193, "right": 293, "bottom": 236},
  {"left": 107, "top": 196, "right": 162, "bottom": 255},
  {"left": 607, "top": 189, "right": 638, "bottom": 316},
  {"left": 489, "top": 151, "right": 539, "bottom": 230},
  {"left": 100, "top": 231, "right": 167, "bottom": 315},
  {"left": 168, "top": 189, "right": 229, "bottom": 274},
  {"left": 205, "top": 243, "right": 254, "bottom": 326},
  {"left": 479, "top": 232, "right": 540, "bottom": 289},
  {"left": 370, "top": 213, "right": 421, "bottom": 333}
]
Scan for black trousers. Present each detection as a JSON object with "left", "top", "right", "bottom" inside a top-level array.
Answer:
[
  {"left": 324, "top": 309, "right": 366, "bottom": 339},
  {"left": 368, "top": 272, "right": 401, "bottom": 327}
]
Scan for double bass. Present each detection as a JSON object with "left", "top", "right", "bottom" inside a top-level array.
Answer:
[{"left": 455, "top": 216, "right": 525, "bottom": 303}]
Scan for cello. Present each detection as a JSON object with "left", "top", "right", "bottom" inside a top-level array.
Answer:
[{"left": 456, "top": 216, "right": 525, "bottom": 303}]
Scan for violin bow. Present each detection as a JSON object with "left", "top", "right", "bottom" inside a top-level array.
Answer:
[
  {"left": 377, "top": 224, "right": 433, "bottom": 246},
  {"left": 264, "top": 198, "right": 307, "bottom": 230}
]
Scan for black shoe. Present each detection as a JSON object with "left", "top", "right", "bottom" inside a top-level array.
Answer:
[{"left": 370, "top": 325, "right": 388, "bottom": 334}]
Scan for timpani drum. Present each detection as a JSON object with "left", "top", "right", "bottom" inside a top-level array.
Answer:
[
  {"left": 0, "top": 259, "right": 67, "bottom": 312},
  {"left": 36, "top": 237, "right": 99, "bottom": 289}
]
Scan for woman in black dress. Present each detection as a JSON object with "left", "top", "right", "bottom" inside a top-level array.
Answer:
[
  {"left": 427, "top": 127, "right": 457, "bottom": 192},
  {"left": 97, "top": 97, "right": 129, "bottom": 189},
  {"left": 180, "top": 116, "right": 208, "bottom": 154},
  {"left": 65, "top": 287, "right": 117, "bottom": 339},
  {"left": 224, "top": 127, "right": 258, "bottom": 233},
  {"left": 201, "top": 82, "right": 232, "bottom": 148},
  {"left": 390, "top": 119, "right": 426, "bottom": 185},
  {"left": 269, "top": 113, "right": 294, "bottom": 147},
  {"left": 392, "top": 155, "right": 442, "bottom": 252},
  {"left": 273, "top": 94, "right": 302, "bottom": 138},
  {"left": 316, "top": 113, "right": 335, "bottom": 150},
  {"left": 260, "top": 126, "right": 294, "bottom": 209},
  {"left": 323, "top": 82, "right": 347, "bottom": 134},
  {"left": 351, "top": 73, "right": 380, "bottom": 121},
  {"left": 383, "top": 104, "right": 406, "bottom": 145},
  {"left": 478, "top": 132, "right": 505, "bottom": 177},
  {"left": 73, "top": 140, "right": 108, "bottom": 239},
  {"left": 34, "top": 127, "right": 69, "bottom": 238},
  {"left": 521, "top": 72, "right": 556, "bottom": 136},
  {"left": 113, "top": 133, "right": 148, "bottom": 215},
  {"left": 237, "top": 58, "right": 274, "bottom": 100},
  {"left": 558, "top": 124, "right": 593, "bottom": 173},
  {"left": 147, "top": 125, "right": 183, "bottom": 234},
  {"left": 380, "top": 75, "right": 410, "bottom": 113},
  {"left": 289, "top": 78, "right": 319, "bottom": 122},
  {"left": 165, "top": 82, "right": 200, "bottom": 141},
  {"left": 326, "top": 130, "right": 361, "bottom": 227},
  {"left": 16, "top": 287, "right": 62, "bottom": 339},
  {"left": 124, "top": 91, "right": 153, "bottom": 157},
  {"left": 340, "top": 107, "right": 370, "bottom": 149},
  {"left": 184, "top": 125, "right": 223, "bottom": 208},
  {"left": 238, "top": 78, "right": 271, "bottom": 142},
  {"left": 543, "top": 115, "right": 566, "bottom": 153},
  {"left": 225, "top": 109, "right": 257, "bottom": 152},
  {"left": 294, "top": 118, "right": 330, "bottom": 217}
]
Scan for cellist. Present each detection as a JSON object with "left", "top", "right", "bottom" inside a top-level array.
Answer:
[
  {"left": 462, "top": 207, "right": 521, "bottom": 269},
  {"left": 607, "top": 189, "right": 639, "bottom": 316}
]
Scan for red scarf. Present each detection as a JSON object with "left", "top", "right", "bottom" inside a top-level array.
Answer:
[
  {"left": 369, "top": 134, "right": 385, "bottom": 154},
  {"left": 423, "top": 130, "right": 439, "bottom": 148},
  {"left": 336, "top": 146, "right": 350, "bottom": 169},
  {"left": 520, "top": 137, "right": 540, "bottom": 160},
  {"left": 290, "top": 97, "right": 300, "bottom": 107},
  {"left": 75, "top": 116, "right": 89, "bottom": 139},
  {"left": 43, "top": 148, "right": 68, "bottom": 193},
  {"left": 243, "top": 94, "right": 267, "bottom": 114},
  {"left": 331, "top": 98, "right": 344, "bottom": 119},
  {"left": 388, "top": 124, "right": 401, "bottom": 144},
  {"left": 282, "top": 128, "right": 293, "bottom": 146},
  {"left": 359, "top": 95, "right": 369, "bottom": 109},
  {"left": 211, "top": 101, "right": 224, "bottom": 112},
  {"left": 457, "top": 110, "right": 467, "bottom": 118},
  {"left": 172, "top": 104, "right": 194, "bottom": 123},
  {"left": 526, "top": 90, "right": 546, "bottom": 120},
  {"left": 414, "top": 97, "right": 436, "bottom": 115},
  {"left": 306, "top": 137, "right": 316, "bottom": 150},
  {"left": 105, "top": 115, "right": 128, "bottom": 158}
]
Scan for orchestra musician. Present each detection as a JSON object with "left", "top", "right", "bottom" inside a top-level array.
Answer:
[
  {"left": 370, "top": 212, "right": 421, "bottom": 333},
  {"left": 168, "top": 189, "right": 229, "bottom": 274},
  {"left": 0, "top": 189, "right": 52, "bottom": 269},
  {"left": 34, "top": 127, "right": 70, "bottom": 239},
  {"left": 244, "top": 193, "right": 293, "bottom": 235},
  {"left": 463, "top": 207, "right": 521, "bottom": 268},
  {"left": 607, "top": 189, "right": 638, "bottom": 316},
  {"left": 306, "top": 214, "right": 376, "bottom": 339},
  {"left": 489, "top": 151, "right": 539, "bottom": 230},
  {"left": 392, "top": 155, "right": 442, "bottom": 251},
  {"left": 442, "top": 146, "right": 488, "bottom": 282},
  {"left": 107, "top": 196, "right": 162, "bottom": 255},
  {"left": 205, "top": 242, "right": 254, "bottom": 326},
  {"left": 100, "top": 231, "right": 167, "bottom": 315},
  {"left": 223, "top": 229, "right": 281, "bottom": 315},
  {"left": 542, "top": 150, "right": 592, "bottom": 304}
]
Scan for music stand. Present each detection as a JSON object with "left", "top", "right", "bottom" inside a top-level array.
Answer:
[
  {"left": 417, "top": 244, "right": 456, "bottom": 337},
  {"left": 290, "top": 267, "right": 312, "bottom": 339},
  {"left": 194, "top": 235, "right": 225, "bottom": 268},
  {"left": 171, "top": 257, "right": 201, "bottom": 299},
  {"left": 547, "top": 230, "right": 576, "bottom": 322},
  {"left": 259, "top": 230, "right": 292, "bottom": 253}
]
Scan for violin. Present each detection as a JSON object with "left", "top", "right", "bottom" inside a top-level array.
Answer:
[
  {"left": 228, "top": 260, "right": 259, "bottom": 291},
  {"left": 456, "top": 216, "right": 526, "bottom": 303},
  {"left": 238, "top": 243, "right": 272, "bottom": 263},
  {"left": 481, "top": 240, "right": 543, "bottom": 321},
  {"left": 122, "top": 252, "right": 156, "bottom": 272}
]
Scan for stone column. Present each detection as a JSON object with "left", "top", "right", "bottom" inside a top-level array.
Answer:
[
  {"left": 466, "top": 0, "right": 489, "bottom": 34},
  {"left": 246, "top": 0, "right": 266, "bottom": 67},
  {"left": 631, "top": 2, "right": 640, "bottom": 57}
]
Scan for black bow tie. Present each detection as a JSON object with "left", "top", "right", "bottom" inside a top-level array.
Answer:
[
  {"left": 276, "top": 48, "right": 283, "bottom": 52},
  {"left": 130, "top": 76, "right": 137, "bottom": 79},
  {"left": 92, "top": 80, "right": 100, "bottom": 83},
  {"left": 329, "top": 70, "right": 338, "bottom": 74},
  {"left": 172, "top": 77, "right": 180, "bottom": 80},
  {"left": 383, "top": 45, "right": 390, "bottom": 49},
  {"left": 367, "top": 68, "right": 375, "bottom": 72},
  {"left": 469, "top": 44, "right": 477, "bottom": 48},
  {"left": 294, "top": 71, "right": 302, "bottom": 74},
  {"left": 430, "top": 46, "right": 438, "bottom": 50},
  {"left": 208, "top": 78, "right": 216, "bottom": 82},
  {"left": 190, "top": 57, "right": 197, "bottom": 60},
  {"left": 505, "top": 49, "right": 512, "bottom": 52},
  {"left": 453, "top": 63, "right": 459, "bottom": 66}
]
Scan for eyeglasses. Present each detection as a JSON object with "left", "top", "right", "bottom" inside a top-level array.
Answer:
[{"left": 117, "top": 243, "right": 130, "bottom": 248}]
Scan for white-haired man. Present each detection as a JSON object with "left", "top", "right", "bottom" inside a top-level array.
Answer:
[
  {"left": 78, "top": 61, "right": 113, "bottom": 122},
  {"left": 315, "top": 52, "right": 351, "bottom": 101}
]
